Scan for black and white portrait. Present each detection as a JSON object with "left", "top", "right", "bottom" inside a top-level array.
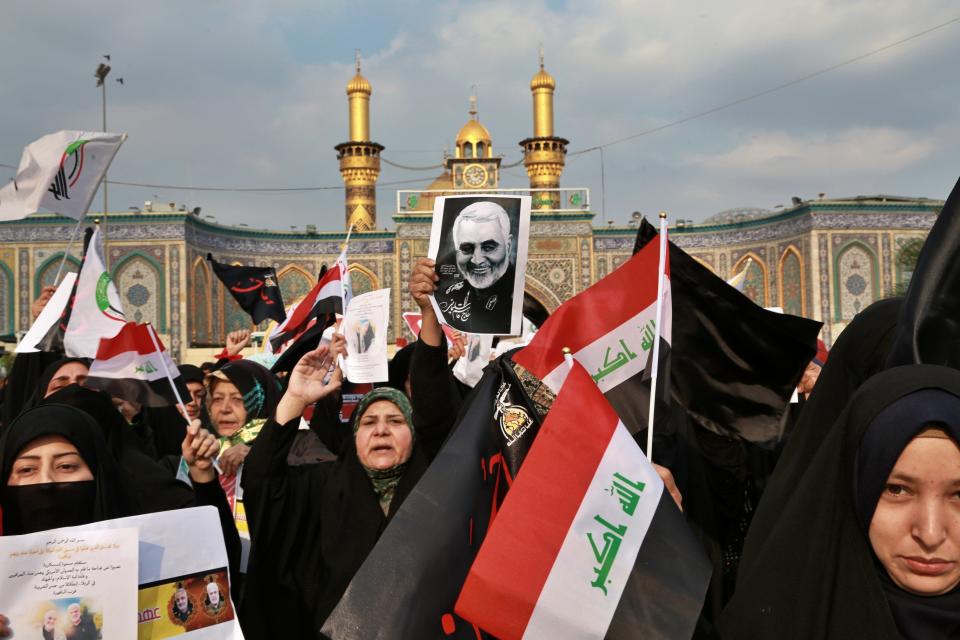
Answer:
[{"left": 428, "top": 195, "right": 531, "bottom": 335}]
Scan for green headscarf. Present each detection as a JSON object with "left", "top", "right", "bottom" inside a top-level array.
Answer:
[{"left": 352, "top": 387, "right": 416, "bottom": 514}]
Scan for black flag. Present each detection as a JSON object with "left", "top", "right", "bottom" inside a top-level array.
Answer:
[
  {"left": 886, "top": 176, "right": 960, "bottom": 367},
  {"left": 207, "top": 253, "right": 286, "bottom": 325},
  {"left": 634, "top": 219, "right": 821, "bottom": 442}
]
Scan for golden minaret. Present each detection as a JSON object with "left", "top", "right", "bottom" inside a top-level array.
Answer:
[
  {"left": 335, "top": 52, "right": 383, "bottom": 231},
  {"left": 520, "top": 48, "right": 568, "bottom": 209}
]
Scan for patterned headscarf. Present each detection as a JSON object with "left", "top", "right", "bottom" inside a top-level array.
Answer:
[
  {"left": 352, "top": 387, "right": 416, "bottom": 514},
  {"left": 207, "top": 360, "right": 282, "bottom": 453}
]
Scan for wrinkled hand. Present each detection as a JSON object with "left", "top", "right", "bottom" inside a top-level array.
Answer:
[
  {"left": 218, "top": 443, "right": 250, "bottom": 477},
  {"left": 181, "top": 419, "right": 219, "bottom": 483},
  {"left": 287, "top": 344, "right": 342, "bottom": 405},
  {"left": 225, "top": 329, "right": 252, "bottom": 356},
  {"left": 31, "top": 285, "right": 57, "bottom": 320},
  {"left": 0, "top": 613, "right": 11, "bottom": 638},
  {"left": 276, "top": 345, "right": 343, "bottom": 424},
  {"left": 653, "top": 463, "right": 683, "bottom": 512},
  {"left": 409, "top": 258, "right": 438, "bottom": 313}
]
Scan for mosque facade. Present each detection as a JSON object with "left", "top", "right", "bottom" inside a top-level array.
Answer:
[{"left": 0, "top": 57, "right": 940, "bottom": 362}]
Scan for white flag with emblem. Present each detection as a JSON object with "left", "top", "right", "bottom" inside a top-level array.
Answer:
[
  {"left": 0, "top": 130, "right": 127, "bottom": 221},
  {"left": 64, "top": 225, "right": 126, "bottom": 357}
]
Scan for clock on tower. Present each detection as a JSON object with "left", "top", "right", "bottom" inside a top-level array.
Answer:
[{"left": 448, "top": 94, "right": 502, "bottom": 190}]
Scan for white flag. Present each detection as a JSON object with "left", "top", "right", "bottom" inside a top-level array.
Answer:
[
  {"left": 0, "top": 130, "right": 127, "bottom": 221},
  {"left": 15, "top": 271, "right": 77, "bottom": 353},
  {"left": 64, "top": 226, "right": 126, "bottom": 357}
]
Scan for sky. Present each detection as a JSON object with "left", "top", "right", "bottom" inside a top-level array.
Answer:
[{"left": 2, "top": 0, "right": 959, "bottom": 231}]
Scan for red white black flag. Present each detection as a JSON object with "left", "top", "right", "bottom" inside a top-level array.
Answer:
[
  {"left": 85, "top": 322, "right": 182, "bottom": 407},
  {"left": 456, "top": 362, "right": 710, "bottom": 639}
]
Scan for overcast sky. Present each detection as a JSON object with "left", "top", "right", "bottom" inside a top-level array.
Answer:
[{"left": 2, "top": 0, "right": 958, "bottom": 230}]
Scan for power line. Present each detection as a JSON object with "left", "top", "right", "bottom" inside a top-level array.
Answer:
[
  {"left": 0, "top": 163, "right": 433, "bottom": 192},
  {"left": 1, "top": 15, "right": 955, "bottom": 191},
  {"left": 568, "top": 14, "right": 960, "bottom": 156}
]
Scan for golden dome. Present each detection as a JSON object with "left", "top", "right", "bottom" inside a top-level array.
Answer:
[
  {"left": 426, "top": 170, "right": 454, "bottom": 190},
  {"left": 346, "top": 72, "right": 371, "bottom": 95},
  {"left": 531, "top": 66, "right": 555, "bottom": 91},
  {"left": 456, "top": 118, "right": 492, "bottom": 146}
]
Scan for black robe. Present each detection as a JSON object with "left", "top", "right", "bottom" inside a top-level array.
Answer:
[
  {"left": 240, "top": 416, "right": 432, "bottom": 639},
  {"left": 737, "top": 297, "right": 902, "bottom": 580},
  {"left": 720, "top": 365, "right": 960, "bottom": 639}
]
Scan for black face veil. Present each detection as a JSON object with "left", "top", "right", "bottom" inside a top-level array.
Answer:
[{"left": 0, "top": 403, "right": 132, "bottom": 535}]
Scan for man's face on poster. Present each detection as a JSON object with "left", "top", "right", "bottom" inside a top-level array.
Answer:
[
  {"left": 175, "top": 589, "right": 190, "bottom": 612},
  {"left": 206, "top": 582, "right": 221, "bottom": 606},
  {"left": 453, "top": 204, "right": 512, "bottom": 291},
  {"left": 68, "top": 604, "right": 81, "bottom": 625}
]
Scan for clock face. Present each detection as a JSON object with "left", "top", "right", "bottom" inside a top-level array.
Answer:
[{"left": 463, "top": 164, "right": 488, "bottom": 188}]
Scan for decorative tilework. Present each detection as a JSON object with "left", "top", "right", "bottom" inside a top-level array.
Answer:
[
  {"left": 0, "top": 262, "right": 13, "bottom": 335},
  {"left": 115, "top": 255, "right": 163, "bottom": 329},
  {"left": 277, "top": 266, "right": 314, "bottom": 304},
  {"left": 192, "top": 259, "right": 212, "bottom": 346},
  {"left": 779, "top": 249, "right": 803, "bottom": 316},
  {"left": 18, "top": 249, "right": 29, "bottom": 331},
  {"left": 834, "top": 241, "right": 879, "bottom": 321},
  {"left": 35, "top": 254, "right": 80, "bottom": 296},
  {"left": 818, "top": 235, "right": 831, "bottom": 344},
  {"left": 170, "top": 245, "right": 181, "bottom": 360}
]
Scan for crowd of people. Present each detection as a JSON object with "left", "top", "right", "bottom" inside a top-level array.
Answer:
[{"left": 0, "top": 253, "right": 958, "bottom": 640}]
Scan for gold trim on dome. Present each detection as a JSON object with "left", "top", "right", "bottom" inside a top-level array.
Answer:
[{"left": 456, "top": 119, "right": 492, "bottom": 146}]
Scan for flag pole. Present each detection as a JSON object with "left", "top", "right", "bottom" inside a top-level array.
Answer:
[
  {"left": 53, "top": 216, "right": 86, "bottom": 286},
  {"left": 645, "top": 212, "right": 669, "bottom": 461},
  {"left": 343, "top": 223, "right": 354, "bottom": 250},
  {"left": 145, "top": 322, "right": 190, "bottom": 421}
]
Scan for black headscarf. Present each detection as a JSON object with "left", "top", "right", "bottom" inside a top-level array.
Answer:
[
  {"left": 179, "top": 364, "right": 205, "bottom": 385},
  {"left": 40, "top": 385, "right": 195, "bottom": 514},
  {"left": 0, "top": 403, "right": 133, "bottom": 535},
  {"left": 721, "top": 365, "right": 960, "bottom": 640},
  {"left": 0, "top": 351, "right": 63, "bottom": 429},
  {"left": 14, "top": 357, "right": 92, "bottom": 418}
]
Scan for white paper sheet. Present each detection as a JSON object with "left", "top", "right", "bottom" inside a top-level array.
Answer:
[
  {"left": 452, "top": 333, "right": 494, "bottom": 387},
  {"left": 342, "top": 288, "right": 391, "bottom": 383},
  {"left": 16, "top": 271, "right": 77, "bottom": 353},
  {"left": 0, "top": 526, "right": 139, "bottom": 638},
  {"left": 15, "top": 506, "right": 245, "bottom": 639}
]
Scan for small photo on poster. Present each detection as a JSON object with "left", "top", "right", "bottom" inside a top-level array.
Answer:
[
  {"left": 9, "top": 597, "right": 103, "bottom": 640},
  {"left": 137, "top": 567, "right": 235, "bottom": 637},
  {"left": 428, "top": 195, "right": 531, "bottom": 336}
]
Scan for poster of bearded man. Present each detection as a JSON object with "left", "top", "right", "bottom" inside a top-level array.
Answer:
[{"left": 428, "top": 195, "right": 531, "bottom": 335}]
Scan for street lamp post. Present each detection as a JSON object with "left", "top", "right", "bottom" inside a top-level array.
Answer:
[
  {"left": 94, "top": 57, "right": 114, "bottom": 215},
  {"left": 95, "top": 56, "right": 122, "bottom": 270}
]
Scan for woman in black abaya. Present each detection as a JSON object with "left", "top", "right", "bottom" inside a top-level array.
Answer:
[
  {"left": 721, "top": 364, "right": 960, "bottom": 639},
  {"left": 240, "top": 342, "right": 453, "bottom": 639}
]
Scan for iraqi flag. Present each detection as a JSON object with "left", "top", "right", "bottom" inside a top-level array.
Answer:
[
  {"left": 85, "top": 322, "right": 183, "bottom": 407},
  {"left": 0, "top": 130, "right": 126, "bottom": 221},
  {"left": 513, "top": 230, "right": 670, "bottom": 437},
  {"left": 208, "top": 253, "right": 286, "bottom": 325},
  {"left": 456, "top": 362, "right": 711, "bottom": 639},
  {"left": 64, "top": 225, "right": 126, "bottom": 357},
  {"left": 269, "top": 259, "right": 344, "bottom": 352}
]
